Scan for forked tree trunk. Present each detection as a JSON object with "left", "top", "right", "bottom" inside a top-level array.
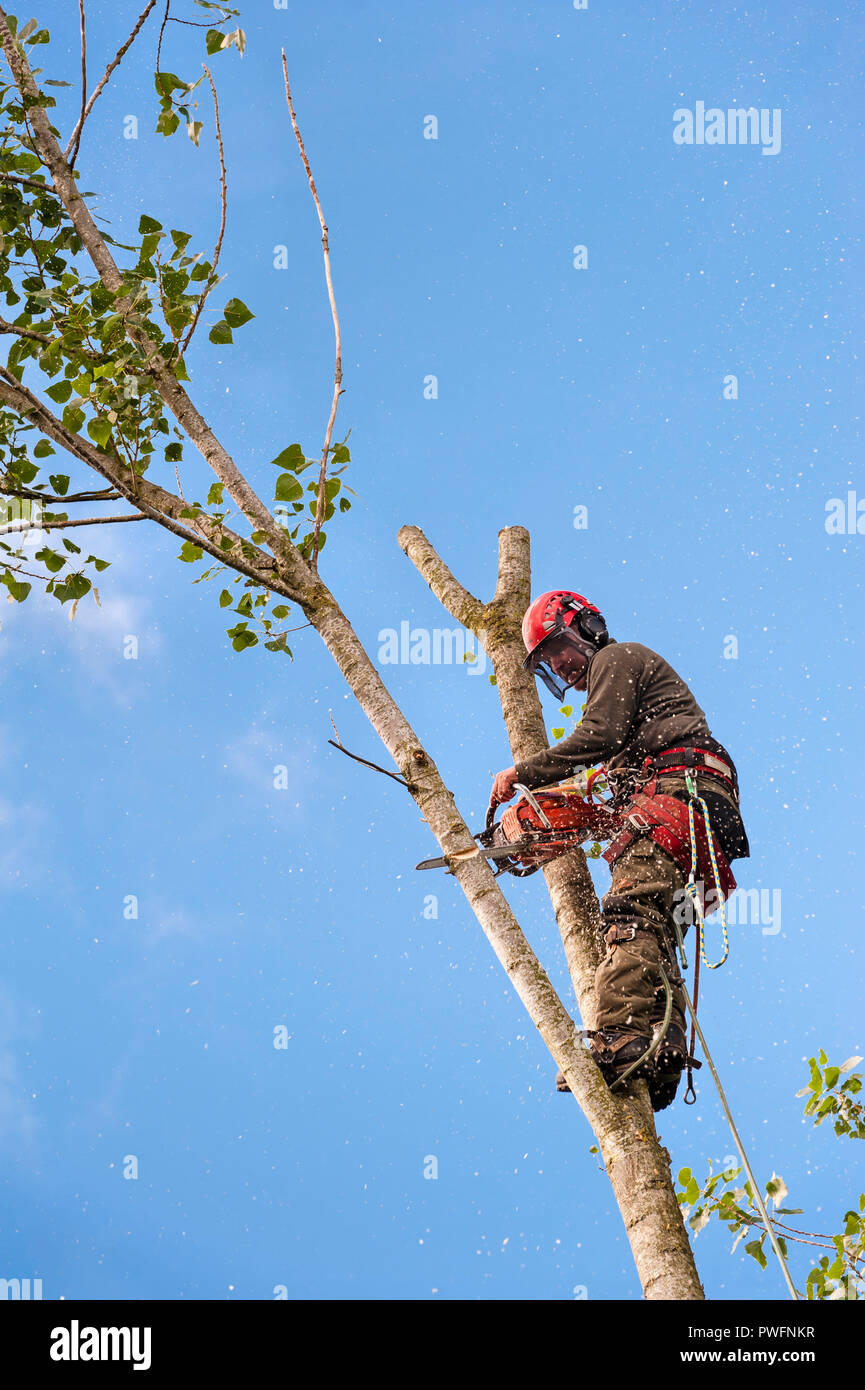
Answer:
[{"left": 397, "top": 524, "right": 705, "bottom": 1301}]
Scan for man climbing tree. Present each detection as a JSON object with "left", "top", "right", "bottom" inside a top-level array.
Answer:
[{"left": 491, "top": 590, "right": 750, "bottom": 1110}]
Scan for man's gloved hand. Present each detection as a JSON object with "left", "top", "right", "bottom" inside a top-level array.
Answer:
[{"left": 490, "top": 766, "right": 519, "bottom": 807}]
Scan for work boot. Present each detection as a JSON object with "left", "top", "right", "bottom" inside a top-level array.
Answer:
[
  {"left": 555, "top": 1028, "right": 654, "bottom": 1094},
  {"left": 648, "top": 1020, "right": 689, "bottom": 1112}
]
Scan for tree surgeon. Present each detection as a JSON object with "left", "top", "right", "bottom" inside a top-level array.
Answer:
[{"left": 491, "top": 591, "right": 750, "bottom": 1110}]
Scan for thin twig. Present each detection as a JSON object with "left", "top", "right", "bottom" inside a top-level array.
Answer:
[
  {"left": 155, "top": 0, "right": 169, "bottom": 73},
  {"left": 64, "top": 0, "right": 159, "bottom": 161},
  {"left": 0, "top": 558, "right": 43, "bottom": 580},
  {"left": 0, "top": 485, "right": 122, "bottom": 504},
  {"left": 179, "top": 64, "right": 226, "bottom": 357},
  {"left": 0, "top": 512, "right": 147, "bottom": 534},
  {"left": 327, "top": 739, "right": 410, "bottom": 789},
  {"left": 281, "top": 52, "right": 342, "bottom": 571},
  {"left": 68, "top": 0, "right": 87, "bottom": 169}
]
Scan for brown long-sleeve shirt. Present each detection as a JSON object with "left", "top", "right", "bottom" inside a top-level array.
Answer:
[{"left": 514, "top": 639, "right": 713, "bottom": 789}]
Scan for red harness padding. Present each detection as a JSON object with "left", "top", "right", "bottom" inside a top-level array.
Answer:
[{"left": 603, "top": 790, "right": 737, "bottom": 903}]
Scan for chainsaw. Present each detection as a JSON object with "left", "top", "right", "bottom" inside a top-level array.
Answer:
[{"left": 415, "top": 773, "right": 624, "bottom": 877}]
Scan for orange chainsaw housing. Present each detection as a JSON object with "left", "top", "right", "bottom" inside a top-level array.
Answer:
[{"left": 498, "top": 789, "right": 623, "bottom": 869}]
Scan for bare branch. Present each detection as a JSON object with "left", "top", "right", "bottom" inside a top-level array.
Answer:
[
  {"left": 178, "top": 64, "right": 227, "bottom": 357},
  {"left": 0, "top": 511, "right": 147, "bottom": 535},
  {"left": 0, "top": 484, "right": 123, "bottom": 505},
  {"left": 0, "top": 170, "right": 57, "bottom": 193},
  {"left": 155, "top": 0, "right": 170, "bottom": 76},
  {"left": 0, "top": 317, "right": 51, "bottom": 343},
  {"left": 64, "top": 0, "right": 159, "bottom": 159},
  {"left": 396, "top": 524, "right": 486, "bottom": 630},
  {"left": 327, "top": 739, "right": 411, "bottom": 790},
  {"left": 493, "top": 524, "right": 532, "bottom": 606},
  {"left": 0, "top": 557, "right": 43, "bottom": 580},
  {"left": 68, "top": 0, "right": 87, "bottom": 170},
  {"left": 281, "top": 53, "right": 342, "bottom": 571}
]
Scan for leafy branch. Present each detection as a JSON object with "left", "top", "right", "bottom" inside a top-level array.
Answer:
[{"left": 676, "top": 1054, "right": 865, "bottom": 1300}]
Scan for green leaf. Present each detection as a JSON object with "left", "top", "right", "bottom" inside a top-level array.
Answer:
[
  {"left": 46, "top": 379, "right": 73, "bottom": 403},
  {"left": 170, "top": 229, "right": 193, "bottom": 254},
  {"left": 178, "top": 541, "right": 203, "bottom": 563},
  {"left": 677, "top": 1168, "right": 692, "bottom": 1187},
  {"left": 275, "top": 473, "right": 303, "bottom": 503},
  {"left": 745, "top": 1239, "right": 767, "bottom": 1270},
  {"left": 138, "top": 214, "right": 163, "bottom": 235},
  {"left": 270, "top": 443, "right": 305, "bottom": 471},
  {"left": 35, "top": 546, "right": 65, "bottom": 573},
  {"left": 61, "top": 572, "right": 91, "bottom": 601},
  {"left": 271, "top": 605, "right": 290, "bottom": 620},
  {"left": 1, "top": 569, "right": 31, "bottom": 601},
  {"left": 156, "top": 109, "right": 180, "bottom": 138},
  {"left": 165, "top": 442, "right": 183, "bottom": 462},
  {"left": 34, "top": 439, "right": 55, "bottom": 458},
  {"left": 154, "top": 71, "right": 187, "bottom": 98},
  {"left": 86, "top": 417, "right": 112, "bottom": 449},
  {"left": 223, "top": 297, "right": 254, "bottom": 328},
  {"left": 205, "top": 28, "right": 224, "bottom": 54},
  {"left": 62, "top": 405, "right": 85, "bottom": 434},
  {"left": 49, "top": 474, "right": 70, "bottom": 495},
  {"left": 551, "top": 727, "right": 564, "bottom": 739},
  {"left": 207, "top": 481, "right": 224, "bottom": 506},
  {"left": 208, "top": 319, "right": 233, "bottom": 345},
  {"left": 227, "top": 624, "right": 258, "bottom": 652},
  {"left": 219, "top": 589, "right": 233, "bottom": 607}
]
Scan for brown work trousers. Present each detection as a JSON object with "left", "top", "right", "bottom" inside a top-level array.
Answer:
[{"left": 595, "top": 771, "right": 740, "bottom": 1037}]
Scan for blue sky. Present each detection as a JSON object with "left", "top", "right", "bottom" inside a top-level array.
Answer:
[{"left": 1, "top": 1, "right": 863, "bottom": 1300}]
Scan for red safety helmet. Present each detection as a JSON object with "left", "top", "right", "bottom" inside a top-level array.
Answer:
[{"left": 521, "top": 591, "right": 608, "bottom": 699}]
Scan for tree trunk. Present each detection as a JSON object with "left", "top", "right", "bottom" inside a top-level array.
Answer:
[{"left": 398, "top": 523, "right": 705, "bottom": 1300}]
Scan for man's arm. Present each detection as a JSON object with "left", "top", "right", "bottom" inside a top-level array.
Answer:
[{"left": 513, "top": 644, "right": 645, "bottom": 790}]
